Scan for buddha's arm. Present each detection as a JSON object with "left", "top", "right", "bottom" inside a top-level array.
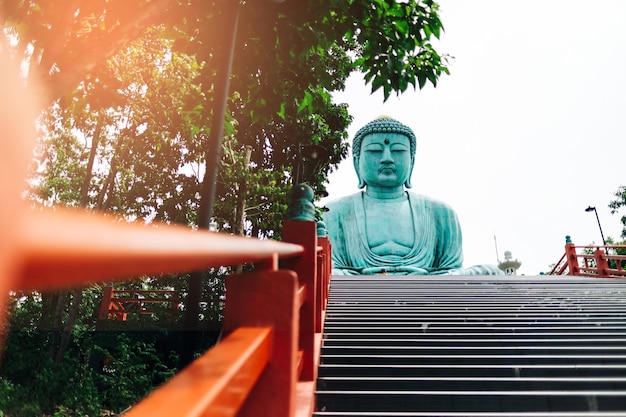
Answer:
[
  {"left": 329, "top": 232, "right": 359, "bottom": 275},
  {"left": 431, "top": 202, "right": 464, "bottom": 271},
  {"left": 323, "top": 200, "right": 356, "bottom": 275},
  {"left": 331, "top": 266, "right": 362, "bottom": 275}
]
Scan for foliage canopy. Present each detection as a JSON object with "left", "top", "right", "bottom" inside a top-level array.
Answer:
[
  {"left": 1, "top": 0, "right": 449, "bottom": 414},
  {"left": 609, "top": 185, "right": 626, "bottom": 238}
]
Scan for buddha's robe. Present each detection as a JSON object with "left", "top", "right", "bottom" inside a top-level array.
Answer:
[{"left": 323, "top": 191, "right": 502, "bottom": 276}]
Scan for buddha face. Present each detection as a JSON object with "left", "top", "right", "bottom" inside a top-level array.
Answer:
[{"left": 357, "top": 133, "right": 412, "bottom": 190}]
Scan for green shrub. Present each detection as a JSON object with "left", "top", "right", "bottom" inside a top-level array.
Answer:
[{"left": 92, "top": 333, "right": 177, "bottom": 413}]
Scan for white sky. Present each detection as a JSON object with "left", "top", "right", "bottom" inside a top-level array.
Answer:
[{"left": 321, "top": 0, "right": 626, "bottom": 275}]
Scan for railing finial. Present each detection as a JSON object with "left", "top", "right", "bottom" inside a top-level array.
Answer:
[
  {"left": 286, "top": 183, "right": 316, "bottom": 221},
  {"left": 317, "top": 220, "right": 328, "bottom": 237}
]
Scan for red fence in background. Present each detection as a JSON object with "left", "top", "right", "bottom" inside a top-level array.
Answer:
[
  {"left": 550, "top": 239, "right": 626, "bottom": 278},
  {"left": 98, "top": 287, "right": 180, "bottom": 321}
]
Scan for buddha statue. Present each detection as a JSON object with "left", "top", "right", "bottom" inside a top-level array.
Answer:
[{"left": 323, "top": 116, "right": 503, "bottom": 276}]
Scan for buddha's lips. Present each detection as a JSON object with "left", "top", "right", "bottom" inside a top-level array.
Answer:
[{"left": 379, "top": 165, "right": 396, "bottom": 173}]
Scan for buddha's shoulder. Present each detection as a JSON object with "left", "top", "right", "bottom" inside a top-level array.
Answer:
[
  {"left": 322, "top": 193, "right": 363, "bottom": 222},
  {"left": 324, "top": 192, "right": 361, "bottom": 211},
  {"left": 406, "top": 191, "right": 457, "bottom": 213}
]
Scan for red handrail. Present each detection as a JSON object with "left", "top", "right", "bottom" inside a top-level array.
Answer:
[
  {"left": 5, "top": 209, "right": 330, "bottom": 417},
  {"left": 550, "top": 239, "right": 626, "bottom": 278},
  {"left": 15, "top": 206, "right": 303, "bottom": 290},
  {"left": 125, "top": 327, "right": 273, "bottom": 417}
]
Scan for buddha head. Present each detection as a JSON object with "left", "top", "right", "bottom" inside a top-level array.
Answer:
[{"left": 352, "top": 116, "right": 417, "bottom": 189}]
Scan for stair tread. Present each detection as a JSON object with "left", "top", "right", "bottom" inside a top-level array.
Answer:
[{"left": 316, "top": 276, "right": 626, "bottom": 413}]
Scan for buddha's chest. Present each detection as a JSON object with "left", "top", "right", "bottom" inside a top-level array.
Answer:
[{"left": 364, "top": 199, "right": 415, "bottom": 256}]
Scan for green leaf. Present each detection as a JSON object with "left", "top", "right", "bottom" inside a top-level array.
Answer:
[
  {"left": 297, "top": 90, "right": 313, "bottom": 114},
  {"left": 318, "top": 90, "right": 331, "bottom": 106},
  {"left": 395, "top": 19, "right": 409, "bottom": 36},
  {"left": 427, "top": 71, "right": 437, "bottom": 87},
  {"left": 417, "top": 73, "right": 427, "bottom": 89},
  {"left": 423, "top": 24, "right": 432, "bottom": 38},
  {"left": 383, "top": 81, "right": 392, "bottom": 101},
  {"left": 277, "top": 102, "right": 286, "bottom": 120},
  {"left": 224, "top": 120, "right": 235, "bottom": 136},
  {"left": 398, "top": 74, "right": 408, "bottom": 92},
  {"left": 371, "top": 74, "right": 385, "bottom": 93},
  {"left": 363, "top": 69, "right": 375, "bottom": 84}
]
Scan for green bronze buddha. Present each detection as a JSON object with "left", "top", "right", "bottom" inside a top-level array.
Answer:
[{"left": 323, "top": 116, "right": 503, "bottom": 276}]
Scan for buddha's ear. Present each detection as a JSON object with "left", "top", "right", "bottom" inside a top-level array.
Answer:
[
  {"left": 354, "top": 158, "right": 366, "bottom": 189},
  {"left": 404, "top": 157, "right": 415, "bottom": 188}
]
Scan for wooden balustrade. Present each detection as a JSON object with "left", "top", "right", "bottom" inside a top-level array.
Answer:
[
  {"left": 125, "top": 221, "right": 331, "bottom": 417},
  {"left": 98, "top": 287, "right": 180, "bottom": 320},
  {"left": 2, "top": 206, "right": 331, "bottom": 416},
  {"left": 550, "top": 240, "right": 626, "bottom": 278},
  {"left": 13, "top": 207, "right": 303, "bottom": 290}
]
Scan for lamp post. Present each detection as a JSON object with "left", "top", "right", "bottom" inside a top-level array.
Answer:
[
  {"left": 183, "top": 0, "right": 286, "bottom": 366},
  {"left": 183, "top": 3, "right": 242, "bottom": 366},
  {"left": 585, "top": 206, "right": 607, "bottom": 249},
  {"left": 294, "top": 144, "right": 329, "bottom": 186}
]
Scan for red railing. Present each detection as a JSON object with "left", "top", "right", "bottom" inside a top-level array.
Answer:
[
  {"left": 125, "top": 220, "right": 331, "bottom": 417},
  {"left": 98, "top": 288, "right": 180, "bottom": 321},
  {"left": 549, "top": 238, "right": 626, "bottom": 278},
  {"left": 4, "top": 207, "right": 330, "bottom": 417}
]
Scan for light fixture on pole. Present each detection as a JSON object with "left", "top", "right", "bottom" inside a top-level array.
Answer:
[
  {"left": 293, "top": 144, "right": 329, "bottom": 187},
  {"left": 585, "top": 206, "right": 607, "bottom": 251}
]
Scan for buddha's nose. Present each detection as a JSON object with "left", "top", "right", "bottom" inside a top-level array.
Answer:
[{"left": 381, "top": 147, "right": 393, "bottom": 161}]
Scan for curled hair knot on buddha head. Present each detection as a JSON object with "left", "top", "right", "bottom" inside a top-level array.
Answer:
[{"left": 352, "top": 116, "right": 417, "bottom": 189}]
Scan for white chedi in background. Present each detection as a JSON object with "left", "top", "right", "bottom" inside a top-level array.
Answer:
[{"left": 498, "top": 251, "right": 522, "bottom": 275}]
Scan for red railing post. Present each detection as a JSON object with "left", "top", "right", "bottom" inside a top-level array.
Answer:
[
  {"left": 222, "top": 269, "right": 300, "bottom": 417},
  {"left": 315, "top": 247, "right": 325, "bottom": 334},
  {"left": 281, "top": 220, "right": 317, "bottom": 382},
  {"left": 98, "top": 287, "right": 115, "bottom": 320},
  {"left": 316, "top": 236, "right": 331, "bottom": 333},
  {"left": 594, "top": 248, "right": 610, "bottom": 277},
  {"left": 169, "top": 293, "right": 180, "bottom": 319},
  {"left": 565, "top": 237, "right": 580, "bottom": 275},
  {"left": 616, "top": 254, "right": 625, "bottom": 275}
]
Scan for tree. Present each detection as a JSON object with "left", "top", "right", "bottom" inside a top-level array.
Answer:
[
  {"left": 609, "top": 185, "right": 626, "bottom": 238},
  {"left": 0, "top": 0, "right": 182, "bottom": 103},
  {"left": 26, "top": 31, "right": 205, "bottom": 365},
  {"left": 2, "top": 0, "right": 450, "bottom": 412},
  {"left": 2, "top": 1, "right": 448, "bottom": 103},
  {"left": 6, "top": 0, "right": 450, "bottom": 242}
]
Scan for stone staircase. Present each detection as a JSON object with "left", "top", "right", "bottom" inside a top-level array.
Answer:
[{"left": 315, "top": 276, "right": 626, "bottom": 416}]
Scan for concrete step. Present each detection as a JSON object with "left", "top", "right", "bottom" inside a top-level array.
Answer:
[{"left": 314, "top": 276, "right": 626, "bottom": 415}]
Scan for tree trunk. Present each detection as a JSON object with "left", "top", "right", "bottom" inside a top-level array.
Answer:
[
  {"left": 38, "top": 291, "right": 66, "bottom": 332},
  {"left": 80, "top": 112, "right": 104, "bottom": 207},
  {"left": 97, "top": 137, "right": 128, "bottom": 210},
  {"left": 52, "top": 118, "right": 104, "bottom": 362},
  {"left": 54, "top": 289, "right": 82, "bottom": 364},
  {"left": 46, "top": 291, "right": 68, "bottom": 359},
  {"left": 234, "top": 146, "right": 252, "bottom": 236},
  {"left": 233, "top": 147, "right": 252, "bottom": 274}
]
